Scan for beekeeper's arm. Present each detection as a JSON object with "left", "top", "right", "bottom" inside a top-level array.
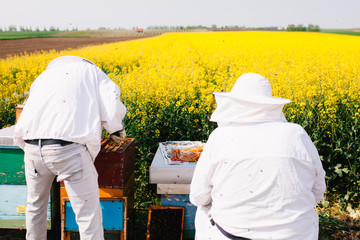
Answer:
[
  {"left": 97, "top": 67, "right": 127, "bottom": 140},
  {"left": 190, "top": 133, "right": 218, "bottom": 206},
  {"left": 300, "top": 130, "right": 327, "bottom": 203}
]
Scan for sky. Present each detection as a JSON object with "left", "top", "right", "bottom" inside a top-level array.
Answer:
[{"left": 1, "top": 0, "right": 359, "bottom": 31}]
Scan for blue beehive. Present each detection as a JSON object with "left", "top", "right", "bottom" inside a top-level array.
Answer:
[
  {"left": 64, "top": 200, "right": 124, "bottom": 231},
  {"left": 0, "top": 126, "right": 53, "bottom": 230}
]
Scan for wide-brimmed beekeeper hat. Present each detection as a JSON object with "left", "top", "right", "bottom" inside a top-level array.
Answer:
[
  {"left": 213, "top": 73, "right": 291, "bottom": 105},
  {"left": 210, "top": 73, "right": 291, "bottom": 124}
]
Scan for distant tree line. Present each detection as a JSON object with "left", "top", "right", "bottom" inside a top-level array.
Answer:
[
  {"left": 146, "top": 24, "right": 321, "bottom": 32},
  {"left": 146, "top": 25, "right": 210, "bottom": 30},
  {"left": 0, "top": 24, "right": 321, "bottom": 33},
  {"left": 286, "top": 24, "right": 320, "bottom": 32},
  {"left": 0, "top": 25, "right": 77, "bottom": 32},
  {"left": 212, "top": 26, "right": 282, "bottom": 31},
  {"left": 146, "top": 25, "right": 284, "bottom": 31}
]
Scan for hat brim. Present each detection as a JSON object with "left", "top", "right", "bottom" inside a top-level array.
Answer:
[{"left": 213, "top": 92, "right": 291, "bottom": 105}]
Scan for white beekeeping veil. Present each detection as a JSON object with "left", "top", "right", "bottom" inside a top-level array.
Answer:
[{"left": 210, "top": 73, "right": 291, "bottom": 125}]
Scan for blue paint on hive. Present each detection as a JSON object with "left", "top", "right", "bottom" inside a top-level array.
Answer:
[
  {"left": 65, "top": 200, "right": 124, "bottom": 231},
  {"left": 161, "top": 194, "right": 197, "bottom": 230}
]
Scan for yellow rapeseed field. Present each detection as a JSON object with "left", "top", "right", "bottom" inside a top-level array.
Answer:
[
  {"left": 1, "top": 32, "right": 360, "bottom": 207},
  {"left": 1, "top": 32, "right": 359, "bottom": 127}
]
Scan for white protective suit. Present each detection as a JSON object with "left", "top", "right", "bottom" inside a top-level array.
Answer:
[
  {"left": 14, "top": 56, "right": 127, "bottom": 240},
  {"left": 190, "top": 73, "right": 326, "bottom": 240},
  {"left": 14, "top": 55, "right": 126, "bottom": 160}
]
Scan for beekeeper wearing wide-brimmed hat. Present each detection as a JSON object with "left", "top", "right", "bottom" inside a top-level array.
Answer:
[
  {"left": 190, "top": 73, "right": 326, "bottom": 240},
  {"left": 14, "top": 56, "right": 127, "bottom": 240}
]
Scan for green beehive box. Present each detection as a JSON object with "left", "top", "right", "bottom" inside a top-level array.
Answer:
[
  {"left": 0, "top": 126, "right": 58, "bottom": 231},
  {"left": 0, "top": 126, "right": 26, "bottom": 185},
  {"left": 0, "top": 145, "right": 25, "bottom": 184}
]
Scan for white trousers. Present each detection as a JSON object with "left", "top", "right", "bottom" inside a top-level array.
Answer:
[
  {"left": 195, "top": 205, "right": 233, "bottom": 240},
  {"left": 24, "top": 142, "right": 104, "bottom": 240}
]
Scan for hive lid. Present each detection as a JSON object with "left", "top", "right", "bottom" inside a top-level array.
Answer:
[{"left": 0, "top": 126, "right": 16, "bottom": 146}]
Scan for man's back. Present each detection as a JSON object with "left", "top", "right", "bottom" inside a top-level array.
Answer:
[
  {"left": 191, "top": 121, "right": 326, "bottom": 239},
  {"left": 14, "top": 57, "right": 126, "bottom": 160}
]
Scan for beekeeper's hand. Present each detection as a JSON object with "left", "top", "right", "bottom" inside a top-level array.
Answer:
[{"left": 110, "top": 128, "right": 126, "bottom": 143}]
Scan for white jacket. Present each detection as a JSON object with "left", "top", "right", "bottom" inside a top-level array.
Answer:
[
  {"left": 14, "top": 56, "right": 126, "bottom": 160},
  {"left": 190, "top": 91, "right": 326, "bottom": 239}
]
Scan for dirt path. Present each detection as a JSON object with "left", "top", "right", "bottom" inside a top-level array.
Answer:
[{"left": 0, "top": 37, "right": 145, "bottom": 59}]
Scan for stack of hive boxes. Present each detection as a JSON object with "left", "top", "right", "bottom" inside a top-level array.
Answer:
[
  {"left": 0, "top": 125, "right": 54, "bottom": 230},
  {"left": 60, "top": 137, "right": 135, "bottom": 240},
  {"left": 0, "top": 105, "right": 58, "bottom": 232}
]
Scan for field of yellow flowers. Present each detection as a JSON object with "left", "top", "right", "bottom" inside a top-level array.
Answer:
[{"left": 1, "top": 32, "right": 360, "bottom": 212}]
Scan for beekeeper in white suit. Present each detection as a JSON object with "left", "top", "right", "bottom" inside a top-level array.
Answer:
[
  {"left": 14, "top": 56, "right": 127, "bottom": 240},
  {"left": 190, "top": 73, "right": 326, "bottom": 240}
]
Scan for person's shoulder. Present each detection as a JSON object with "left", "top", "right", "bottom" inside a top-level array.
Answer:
[
  {"left": 288, "top": 122, "right": 308, "bottom": 134},
  {"left": 90, "top": 63, "right": 109, "bottom": 78},
  {"left": 207, "top": 125, "right": 242, "bottom": 145},
  {"left": 265, "top": 122, "right": 309, "bottom": 142},
  {"left": 280, "top": 122, "right": 314, "bottom": 144},
  {"left": 209, "top": 125, "right": 232, "bottom": 137},
  {"left": 82, "top": 59, "right": 95, "bottom": 65},
  {"left": 79, "top": 59, "right": 97, "bottom": 71},
  {"left": 274, "top": 121, "right": 306, "bottom": 132},
  {"left": 205, "top": 127, "right": 226, "bottom": 143}
]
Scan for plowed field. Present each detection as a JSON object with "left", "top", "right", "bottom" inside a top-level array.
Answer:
[{"left": 0, "top": 37, "right": 145, "bottom": 59}]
